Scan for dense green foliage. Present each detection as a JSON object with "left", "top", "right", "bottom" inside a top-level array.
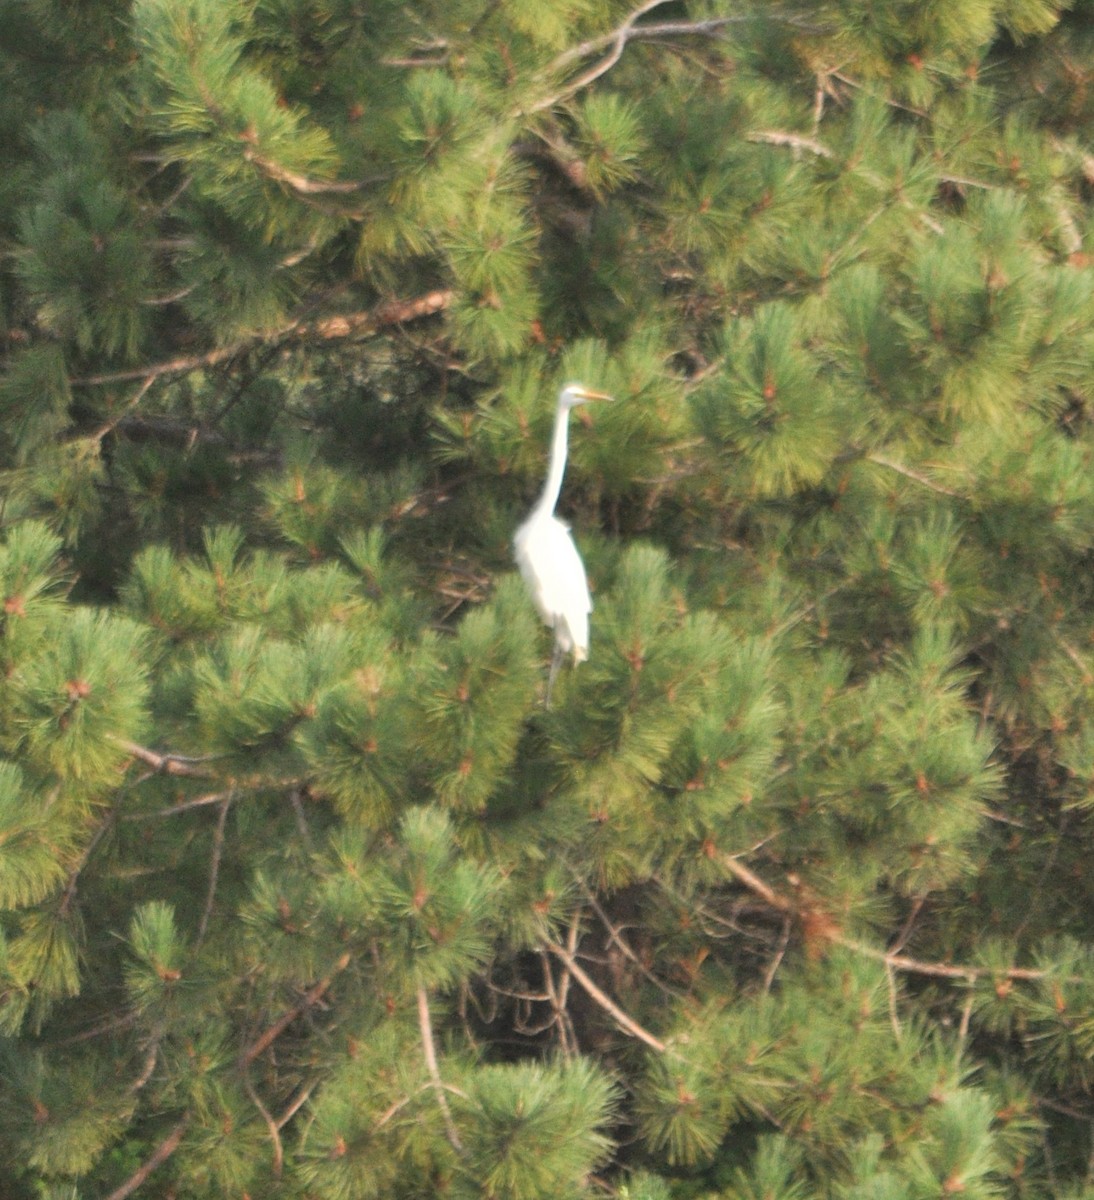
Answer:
[{"left": 2, "top": 0, "right": 1094, "bottom": 1196}]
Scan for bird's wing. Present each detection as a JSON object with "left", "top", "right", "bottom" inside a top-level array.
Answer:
[{"left": 513, "top": 515, "right": 592, "bottom": 661}]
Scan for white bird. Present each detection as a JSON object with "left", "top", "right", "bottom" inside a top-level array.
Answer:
[{"left": 514, "top": 381, "right": 612, "bottom": 704}]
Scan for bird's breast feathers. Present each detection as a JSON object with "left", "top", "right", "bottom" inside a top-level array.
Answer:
[{"left": 513, "top": 514, "right": 592, "bottom": 658}]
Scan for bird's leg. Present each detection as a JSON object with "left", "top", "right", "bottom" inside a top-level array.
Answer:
[{"left": 545, "top": 642, "right": 564, "bottom": 709}]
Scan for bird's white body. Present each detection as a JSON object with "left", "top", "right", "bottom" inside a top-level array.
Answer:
[
  {"left": 514, "top": 383, "right": 610, "bottom": 696},
  {"left": 513, "top": 508, "right": 591, "bottom": 663}
]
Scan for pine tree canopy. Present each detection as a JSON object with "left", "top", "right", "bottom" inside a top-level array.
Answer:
[{"left": 3, "top": 0, "right": 1094, "bottom": 1196}]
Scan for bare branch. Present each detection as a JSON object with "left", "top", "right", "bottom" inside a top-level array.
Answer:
[
  {"left": 244, "top": 1072, "right": 284, "bottom": 1179},
  {"left": 417, "top": 986, "right": 465, "bottom": 1153},
  {"left": 241, "top": 952, "right": 352, "bottom": 1066},
  {"left": 546, "top": 941, "right": 667, "bottom": 1053},
  {"left": 530, "top": 6, "right": 822, "bottom": 114},
  {"left": 747, "top": 129, "right": 834, "bottom": 158},
  {"left": 124, "top": 789, "right": 239, "bottom": 821},
  {"left": 87, "top": 376, "right": 158, "bottom": 444},
  {"left": 531, "top": 0, "right": 677, "bottom": 113},
  {"left": 71, "top": 289, "right": 454, "bottom": 388},
  {"left": 866, "top": 453, "right": 963, "bottom": 498},
  {"left": 243, "top": 150, "right": 365, "bottom": 196},
  {"left": 719, "top": 853, "right": 794, "bottom": 913},
  {"left": 197, "top": 796, "right": 231, "bottom": 944},
  {"left": 111, "top": 738, "right": 222, "bottom": 778},
  {"left": 276, "top": 1081, "right": 317, "bottom": 1131},
  {"left": 58, "top": 808, "right": 117, "bottom": 917},
  {"left": 575, "top": 872, "right": 684, "bottom": 999},
  {"left": 762, "top": 916, "right": 793, "bottom": 994},
  {"left": 104, "top": 1116, "right": 189, "bottom": 1200},
  {"left": 718, "top": 849, "right": 1054, "bottom": 983}
]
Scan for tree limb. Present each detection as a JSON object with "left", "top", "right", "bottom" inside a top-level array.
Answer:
[
  {"left": 718, "top": 850, "right": 1052, "bottom": 983},
  {"left": 71, "top": 289, "right": 454, "bottom": 388},
  {"left": 866, "top": 453, "right": 963, "bottom": 498},
  {"left": 243, "top": 1071, "right": 284, "bottom": 1179},
  {"left": 546, "top": 941, "right": 667, "bottom": 1053},
  {"left": 104, "top": 1116, "right": 189, "bottom": 1200},
  {"left": 531, "top": 0, "right": 678, "bottom": 113},
  {"left": 112, "top": 738, "right": 222, "bottom": 778},
  {"left": 747, "top": 129, "right": 834, "bottom": 158},
  {"left": 241, "top": 952, "right": 352, "bottom": 1066},
  {"left": 197, "top": 795, "right": 231, "bottom": 944},
  {"left": 417, "top": 985, "right": 465, "bottom": 1153}
]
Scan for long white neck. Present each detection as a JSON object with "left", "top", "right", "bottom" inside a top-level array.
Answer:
[{"left": 533, "top": 401, "right": 571, "bottom": 518}]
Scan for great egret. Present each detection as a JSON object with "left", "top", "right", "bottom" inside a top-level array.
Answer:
[{"left": 514, "top": 381, "right": 612, "bottom": 704}]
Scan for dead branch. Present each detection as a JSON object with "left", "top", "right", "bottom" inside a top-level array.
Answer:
[
  {"left": 546, "top": 941, "right": 667, "bottom": 1053},
  {"left": 718, "top": 850, "right": 1053, "bottom": 983},
  {"left": 241, "top": 952, "right": 352, "bottom": 1066},
  {"left": 417, "top": 986, "right": 465, "bottom": 1153},
  {"left": 747, "top": 129, "right": 834, "bottom": 157},
  {"left": 866, "top": 453, "right": 963, "bottom": 498},
  {"left": 104, "top": 1116, "right": 189, "bottom": 1200},
  {"left": 243, "top": 1072, "right": 284, "bottom": 1179},
  {"left": 71, "top": 289, "right": 454, "bottom": 388},
  {"left": 197, "top": 795, "right": 231, "bottom": 944},
  {"left": 112, "top": 738, "right": 222, "bottom": 778},
  {"left": 531, "top": 0, "right": 678, "bottom": 113}
]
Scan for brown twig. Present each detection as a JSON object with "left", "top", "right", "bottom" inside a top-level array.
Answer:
[
  {"left": 197, "top": 795, "right": 231, "bottom": 944},
  {"left": 87, "top": 375, "right": 158, "bottom": 444},
  {"left": 243, "top": 1072, "right": 284, "bottom": 1179},
  {"left": 71, "top": 289, "right": 454, "bottom": 388},
  {"left": 417, "top": 986, "right": 464, "bottom": 1153},
  {"left": 277, "top": 1081, "right": 317, "bottom": 1130},
  {"left": 240, "top": 952, "right": 352, "bottom": 1066},
  {"left": 575, "top": 872, "right": 684, "bottom": 999},
  {"left": 531, "top": 0, "right": 677, "bottom": 113},
  {"left": 104, "top": 1116, "right": 189, "bottom": 1200},
  {"left": 546, "top": 941, "right": 667, "bottom": 1053},
  {"left": 112, "top": 738, "right": 221, "bottom": 778},
  {"left": 125, "top": 789, "right": 239, "bottom": 820},
  {"left": 719, "top": 850, "right": 1052, "bottom": 983},
  {"left": 866, "top": 453, "right": 963, "bottom": 498},
  {"left": 747, "top": 129, "right": 834, "bottom": 158},
  {"left": 243, "top": 150, "right": 365, "bottom": 196},
  {"left": 58, "top": 808, "right": 117, "bottom": 917}
]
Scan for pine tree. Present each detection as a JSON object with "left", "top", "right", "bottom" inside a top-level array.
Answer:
[{"left": 2, "top": 0, "right": 1094, "bottom": 1197}]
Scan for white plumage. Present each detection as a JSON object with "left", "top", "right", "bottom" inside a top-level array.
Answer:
[
  {"left": 514, "top": 507, "right": 591, "bottom": 663},
  {"left": 514, "top": 382, "right": 611, "bottom": 702}
]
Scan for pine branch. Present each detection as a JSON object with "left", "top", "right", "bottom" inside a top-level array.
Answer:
[
  {"left": 530, "top": 5, "right": 824, "bottom": 114},
  {"left": 277, "top": 1081, "right": 317, "bottom": 1130},
  {"left": 417, "top": 985, "right": 465, "bottom": 1153},
  {"left": 104, "top": 1116, "right": 189, "bottom": 1200},
  {"left": 71, "top": 290, "right": 454, "bottom": 388},
  {"left": 58, "top": 809, "right": 117, "bottom": 917},
  {"left": 113, "top": 739, "right": 222, "bottom": 778},
  {"left": 130, "top": 1042, "right": 160, "bottom": 1094},
  {"left": 746, "top": 130, "right": 834, "bottom": 158},
  {"left": 125, "top": 788, "right": 249, "bottom": 820},
  {"left": 866, "top": 453, "right": 963, "bottom": 498},
  {"left": 242, "top": 149, "right": 366, "bottom": 196},
  {"left": 718, "top": 854, "right": 794, "bottom": 914},
  {"left": 574, "top": 871, "right": 685, "bottom": 1000},
  {"left": 531, "top": 0, "right": 678, "bottom": 113},
  {"left": 718, "top": 851, "right": 1053, "bottom": 983},
  {"left": 240, "top": 952, "right": 352, "bottom": 1066},
  {"left": 87, "top": 375, "right": 157, "bottom": 445},
  {"left": 196, "top": 795, "right": 231, "bottom": 944},
  {"left": 546, "top": 941, "right": 667, "bottom": 1053},
  {"left": 243, "top": 1071, "right": 284, "bottom": 1179}
]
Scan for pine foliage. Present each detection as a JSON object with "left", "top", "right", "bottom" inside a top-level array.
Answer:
[{"left": 2, "top": 0, "right": 1094, "bottom": 1197}]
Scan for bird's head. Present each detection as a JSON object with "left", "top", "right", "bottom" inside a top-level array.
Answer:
[{"left": 559, "top": 382, "right": 613, "bottom": 409}]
